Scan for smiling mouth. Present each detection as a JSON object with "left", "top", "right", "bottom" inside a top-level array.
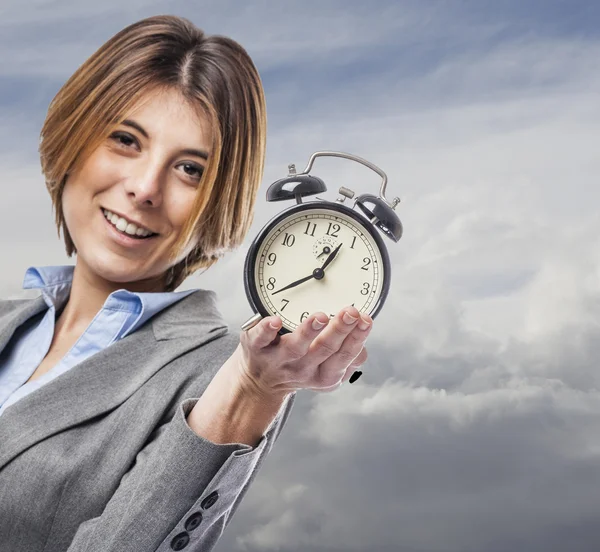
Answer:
[{"left": 101, "top": 208, "right": 159, "bottom": 240}]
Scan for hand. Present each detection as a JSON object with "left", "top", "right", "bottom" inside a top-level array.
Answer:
[{"left": 232, "top": 306, "right": 372, "bottom": 401}]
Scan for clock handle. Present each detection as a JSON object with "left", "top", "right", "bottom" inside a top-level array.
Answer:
[
  {"left": 299, "top": 151, "right": 398, "bottom": 208},
  {"left": 241, "top": 312, "right": 263, "bottom": 331}
]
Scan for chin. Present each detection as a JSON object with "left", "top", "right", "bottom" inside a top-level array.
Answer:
[{"left": 80, "top": 255, "right": 154, "bottom": 285}]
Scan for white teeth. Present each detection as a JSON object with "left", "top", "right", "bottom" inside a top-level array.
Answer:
[{"left": 102, "top": 209, "right": 154, "bottom": 237}]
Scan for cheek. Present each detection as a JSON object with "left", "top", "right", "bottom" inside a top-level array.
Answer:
[
  {"left": 165, "top": 192, "right": 201, "bottom": 259},
  {"left": 60, "top": 152, "right": 111, "bottom": 230},
  {"left": 61, "top": 179, "right": 82, "bottom": 223},
  {"left": 169, "top": 189, "right": 198, "bottom": 229},
  {"left": 61, "top": 180, "right": 94, "bottom": 238},
  {"left": 83, "top": 148, "right": 123, "bottom": 184}
]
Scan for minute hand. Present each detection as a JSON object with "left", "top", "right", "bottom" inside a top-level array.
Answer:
[
  {"left": 271, "top": 273, "right": 316, "bottom": 295},
  {"left": 272, "top": 243, "right": 343, "bottom": 296}
]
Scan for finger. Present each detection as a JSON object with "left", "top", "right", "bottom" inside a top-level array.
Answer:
[
  {"left": 242, "top": 316, "right": 283, "bottom": 350},
  {"left": 341, "top": 346, "right": 368, "bottom": 383},
  {"left": 307, "top": 380, "right": 343, "bottom": 393},
  {"left": 279, "top": 312, "right": 330, "bottom": 361},
  {"left": 306, "top": 347, "right": 369, "bottom": 392},
  {"left": 307, "top": 306, "right": 365, "bottom": 367},
  {"left": 315, "top": 320, "right": 372, "bottom": 388}
]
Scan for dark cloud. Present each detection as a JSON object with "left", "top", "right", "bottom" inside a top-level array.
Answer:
[{"left": 215, "top": 315, "right": 600, "bottom": 551}]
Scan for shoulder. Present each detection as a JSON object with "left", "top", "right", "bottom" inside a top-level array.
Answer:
[
  {"left": 0, "top": 295, "right": 39, "bottom": 318},
  {"left": 171, "top": 329, "right": 240, "bottom": 372}
]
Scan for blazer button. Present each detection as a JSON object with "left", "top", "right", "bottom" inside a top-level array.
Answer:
[
  {"left": 201, "top": 490, "right": 219, "bottom": 510},
  {"left": 184, "top": 512, "right": 203, "bottom": 531},
  {"left": 170, "top": 531, "right": 190, "bottom": 550}
]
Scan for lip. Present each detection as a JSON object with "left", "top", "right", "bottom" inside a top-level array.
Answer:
[
  {"left": 101, "top": 207, "right": 157, "bottom": 235},
  {"left": 101, "top": 208, "right": 159, "bottom": 248}
]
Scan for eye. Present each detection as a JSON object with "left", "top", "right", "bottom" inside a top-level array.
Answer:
[
  {"left": 177, "top": 162, "right": 204, "bottom": 183},
  {"left": 110, "top": 131, "right": 138, "bottom": 150},
  {"left": 109, "top": 131, "right": 204, "bottom": 183}
]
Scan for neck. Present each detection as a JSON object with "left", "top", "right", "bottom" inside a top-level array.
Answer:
[{"left": 55, "top": 261, "right": 166, "bottom": 335}]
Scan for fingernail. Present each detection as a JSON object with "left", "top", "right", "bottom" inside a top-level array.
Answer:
[
  {"left": 349, "top": 371, "right": 363, "bottom": 383},
  {"left": 343, "top": 312, "right": 358, "bottom": 324},
  {"left": 269, "top": 320, "right": 280, "bottom": 330},
  {"left": 312, "top": 318, "right": 327, "bottom": 330},
  {"left": 358, "top": 316, "right": 371, "bottom": 331}
]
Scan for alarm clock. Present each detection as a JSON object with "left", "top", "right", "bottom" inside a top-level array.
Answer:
[{"left": 241, "top": 151, "right": 402, "bottom": 335}]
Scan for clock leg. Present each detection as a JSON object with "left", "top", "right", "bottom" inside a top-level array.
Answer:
[
  {"left": 241, "top": 312, "right": 263, "bottom": 331},
  {"left": 349, "top": 370, "right": 363, "bottom": 383}
]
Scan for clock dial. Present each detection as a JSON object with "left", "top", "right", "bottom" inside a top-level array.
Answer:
[{"left": 253, "top": 207, "right": 384, "bottom": 331}]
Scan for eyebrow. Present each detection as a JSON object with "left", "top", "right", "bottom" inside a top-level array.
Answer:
[{"left": 121, "top": 119, "right": 209, "bottom": 160}]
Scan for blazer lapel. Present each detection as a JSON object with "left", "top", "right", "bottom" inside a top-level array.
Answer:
[
  {"left": 0, "top": 289, "right": 229, "bottom": 471},
  {"left": 0, "top": 294, "right": 48, "bottom": 355}
]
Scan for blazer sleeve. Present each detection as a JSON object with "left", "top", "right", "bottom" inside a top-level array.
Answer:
[{"left": 66, "top": 390, "right": 297, "bottom": 552}]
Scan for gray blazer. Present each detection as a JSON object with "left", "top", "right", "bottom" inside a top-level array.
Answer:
[{"left": 0, "top": 290, "right": 296, "bottom": 552}]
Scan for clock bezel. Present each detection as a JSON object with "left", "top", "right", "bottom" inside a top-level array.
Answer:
[{"left": 243, "top": 200, "right": 392, "bottom": 335}]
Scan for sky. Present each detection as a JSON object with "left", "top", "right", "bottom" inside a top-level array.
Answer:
[{"left": 1, "top": 0, "right": 600, "bottom": 550}]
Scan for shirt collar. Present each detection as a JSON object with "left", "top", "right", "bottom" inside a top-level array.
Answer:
[
  {"left": 22, "top": 265, "right": 195, "bottom": 313},
  {"left": 23, "top": 266, "right": 74, "bottom": 311}
]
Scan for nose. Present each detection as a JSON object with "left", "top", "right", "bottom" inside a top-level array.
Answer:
[{"left": 124, "top": 163, "right": 165, "bottom": 207}]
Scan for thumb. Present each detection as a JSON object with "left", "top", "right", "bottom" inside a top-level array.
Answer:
[{"left": 247, "top": 316, "right": 282, "bottom": 350}]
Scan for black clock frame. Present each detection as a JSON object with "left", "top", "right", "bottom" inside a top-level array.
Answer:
[{"left": 243, "top": 200, "right": 392, "bottom": 335}]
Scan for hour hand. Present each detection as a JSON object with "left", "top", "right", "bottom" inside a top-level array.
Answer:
[
  {"left": 320, "top": 242, "right": 342, "bottom": 271},
  {"left": 271, "top": 273, "right": 315, "bottom": 295}
]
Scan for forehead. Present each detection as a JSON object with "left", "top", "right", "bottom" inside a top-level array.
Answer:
[{"left": 126, "top": 87, "right": 211, "bottom": 133}]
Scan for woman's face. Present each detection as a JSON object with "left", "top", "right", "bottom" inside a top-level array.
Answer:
[{"left": 61, "top": 87, "right": 212, "bottom": 292}]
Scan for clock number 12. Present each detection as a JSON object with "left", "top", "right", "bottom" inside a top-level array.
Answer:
[{"left": 326, "top": 223, "right": 340, "bottom": 238}]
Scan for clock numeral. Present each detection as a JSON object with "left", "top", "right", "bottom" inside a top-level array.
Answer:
[
  {"left": 360, "top": 282, "right": 370, "bottom": 295},
  {"left": 267, "top": 252, "right": 277, "bottom": 266},
  {"left": 361, "top": 257, "right": 371, "bottom": 271},
  {"left": 329, "top": 314, "right": 335, "bottom": 318},
  {"left": 280, "top": 298, "right": 289, "bottom": 311},
  {"left": 325, "top": 222, "right": 340, "bottom": 238},
  {"left": 304, "top": 221, "right": 317, "bottom": 237},
  {"left": 281, "top": 232, "right": 295, "bottom": 247},
  {"left": 266, "top": 277, "right": 276, "bottom": 291},
  {"left": 350, "top": 236, "right": 357, "bottom": 249},
  {"left": 300, "top": 312, "right": 309, "bottom": 322}
]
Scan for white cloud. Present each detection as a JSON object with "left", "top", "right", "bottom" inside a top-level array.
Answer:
[{"left": 2, "top": 2, "right": 600, "bottom": 551}]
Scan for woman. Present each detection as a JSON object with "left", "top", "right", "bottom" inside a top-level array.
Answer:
[{"left": 0, "top": 14, "right": 372, "bottom": 552}]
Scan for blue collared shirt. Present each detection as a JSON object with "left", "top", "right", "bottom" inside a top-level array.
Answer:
[{"left": 0, "top": 265, "right": 198, "bottom": 416}]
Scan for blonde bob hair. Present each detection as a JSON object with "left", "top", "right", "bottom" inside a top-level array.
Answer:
[{"left": 39, "top": 15, "right": 267, "bottom": 292}]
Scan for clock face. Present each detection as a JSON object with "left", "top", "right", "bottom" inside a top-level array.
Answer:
[{"left": 251, "top": 205, "right": 387, "bottom": 332}]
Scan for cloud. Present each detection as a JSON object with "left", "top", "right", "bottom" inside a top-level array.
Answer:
[
  {"left": 2, "top": 2, "right": 600, "bottom": 551},
  {"left": 220, "top": 236, "right": 600, "bottom": 550}
]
